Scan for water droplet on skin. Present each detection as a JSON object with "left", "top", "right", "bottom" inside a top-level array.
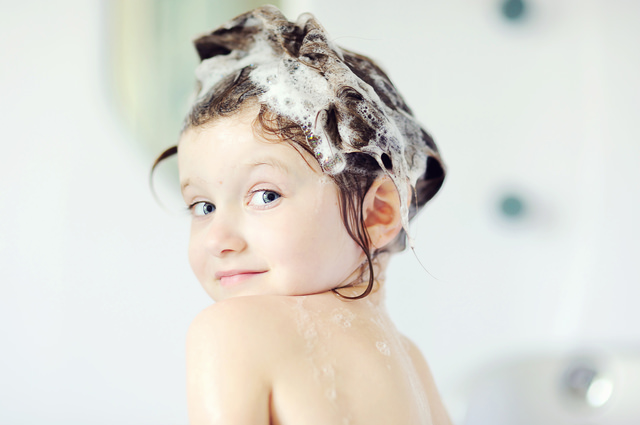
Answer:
[
  {"left": 322, "top": 365, "right": 335, "bottom": 378},
  {"left": 294, "top": 297, "right": 318, "bottom": 351},
  {"left": 331, "top": 308, "right": 355, "bottom": 328},
  {"left": 326, "top": 388, "right": 337, "bottom": 400},
  {"left": 304, "top": 327, "right": 317, "bottom": 341},
  {"left": 376, "top": 341, "right": 391, "bottom": 356}
]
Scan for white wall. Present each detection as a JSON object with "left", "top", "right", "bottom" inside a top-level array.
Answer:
[
  {"left": 0, "top": 1, "right": 208, "bottom": 423},
  {"left": 1, "top": 0, "right": 638, "bottom": 423}
]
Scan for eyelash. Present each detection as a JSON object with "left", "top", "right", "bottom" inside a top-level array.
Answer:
[
  {"left": 248, "top": 189, "right": 282, "bottom": 208},
  {"left": 188, "top": 201, "right": 215, "bottom": 217},
  {"left": 186, "top": 189, "right": 282, "bottom": 216}
]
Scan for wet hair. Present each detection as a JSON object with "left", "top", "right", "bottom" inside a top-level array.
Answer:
[{"left": 153, "top": 7, "right": 445, "bottom": 299}]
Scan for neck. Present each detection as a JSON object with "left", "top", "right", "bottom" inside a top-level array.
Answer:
[{"left": 330, "top": 252, "right": 391, "bottom": 306}]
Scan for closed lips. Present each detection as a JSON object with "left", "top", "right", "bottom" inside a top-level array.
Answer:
[
  {"left": 215, "top": 270, "right": 266, "bottom": 286},
  {"left": 215, "top": 270, "right": 265, "bottom": 279}
]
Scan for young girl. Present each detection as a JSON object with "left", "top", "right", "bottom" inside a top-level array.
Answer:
[{"left": 154, "top": 5, "right": 449, "bottom": 424}]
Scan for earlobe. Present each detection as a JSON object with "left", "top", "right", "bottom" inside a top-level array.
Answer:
[{"left": 363, "top": 177, "right": 405, "bottom": 249}]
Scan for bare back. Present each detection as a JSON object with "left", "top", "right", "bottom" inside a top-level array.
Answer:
[{"left": 186, "top": 290, "right": 451, "bottom": 425}]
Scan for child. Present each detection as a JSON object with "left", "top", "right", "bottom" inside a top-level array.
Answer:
[{"left": 154, "top": 5, "right": 449, "bottom": 424}]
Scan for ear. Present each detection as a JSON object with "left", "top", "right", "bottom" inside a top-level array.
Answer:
[{"left": 363, "top": 176, "right": 405, "bottom": 250}]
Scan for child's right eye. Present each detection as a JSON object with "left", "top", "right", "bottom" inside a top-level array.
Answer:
[{"left": 190, "top": 201, "right": 215, "bottom": 216}]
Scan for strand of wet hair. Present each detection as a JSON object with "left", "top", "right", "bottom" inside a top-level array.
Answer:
[
  {"left": 149, "top": 145, "right": 178, "bottom": 213},
  {"left": 407, "top": 185, "right": 448, "bottom": 284}
]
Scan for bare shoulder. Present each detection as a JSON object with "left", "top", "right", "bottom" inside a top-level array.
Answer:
[
  {"left": 187, "top": 295, "right": 300, "bottom": 373},
  {"left": 401, "top": 335, "right": 453, "bottom": 425},
  {"left": 188, "top": 295, "right": 293, "bottom": 339},
  {"left": 186, "top": 296, "right": 297, "bottom": 425}
]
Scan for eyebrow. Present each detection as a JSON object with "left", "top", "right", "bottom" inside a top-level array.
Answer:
[
  {"left": 180, "top": 157, "right": 293, "bottom": 193},
  {"left": 247, "top": 157, "right": 293, "bottom": 175},
  {"left": 180, "top": 178, "right": 194, "bottom": 193}
]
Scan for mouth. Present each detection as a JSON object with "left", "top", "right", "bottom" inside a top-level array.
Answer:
[{"left": 215, "top": 270, "right": 267, "bottom": 287}]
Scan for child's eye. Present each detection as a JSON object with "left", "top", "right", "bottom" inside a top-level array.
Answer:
[
  {"left": 190, "top": 201, "right": 215, "bottom": 216},
  {"left": 248, "top": 190, "right": 281, "bottom": 207}
]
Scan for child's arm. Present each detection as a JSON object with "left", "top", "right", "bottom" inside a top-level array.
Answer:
[{"left": 186, "top": 301, "right": 272, "bottom": 425}]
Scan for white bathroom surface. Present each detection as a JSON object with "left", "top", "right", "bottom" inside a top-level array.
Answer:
[{"left": 462, "top": 351, "right": 640, "bottom": 425}]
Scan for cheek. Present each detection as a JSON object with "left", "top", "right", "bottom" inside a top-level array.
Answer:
[
  {"left": 249, "top": 214, "right": 300, "bottom": 259},
  {"left": 289, "top": 199, "right": 362, "bottom": 268},
  {"left": 321, "top": 205, "right": 367, "bottom": 270}
]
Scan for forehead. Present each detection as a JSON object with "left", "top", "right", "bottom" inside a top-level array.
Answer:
[{"left": 177, "top": 107, "right": 322, "bottom": 177}]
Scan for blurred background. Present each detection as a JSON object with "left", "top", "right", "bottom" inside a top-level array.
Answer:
[{"left": 1, "top": 0, "right": 638, "bottom": 423}]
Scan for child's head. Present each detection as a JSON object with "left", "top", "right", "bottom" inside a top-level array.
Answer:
[{"left": 156, "top": 5, "right": 445, "bottom": 300}]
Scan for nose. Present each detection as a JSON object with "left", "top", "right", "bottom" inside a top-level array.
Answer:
[{"left": 203, "top": 210, "right": 247, "bottom": 257}]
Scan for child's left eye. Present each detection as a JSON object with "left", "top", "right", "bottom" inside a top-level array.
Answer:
[{"left": 248, "top": 190, "right": 281, "bottom": 207}]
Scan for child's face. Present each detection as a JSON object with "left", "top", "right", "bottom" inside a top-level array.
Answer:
[{"left": 178, "top": 106, "right": 366, "bottom": 301}]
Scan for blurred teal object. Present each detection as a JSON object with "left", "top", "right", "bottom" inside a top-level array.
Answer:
[
  {"left": 501, "top": 0, "right": 526, "bottom": 21},
  {"left": 500, "top": 194, "right": 524, "bottom": 218}
]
